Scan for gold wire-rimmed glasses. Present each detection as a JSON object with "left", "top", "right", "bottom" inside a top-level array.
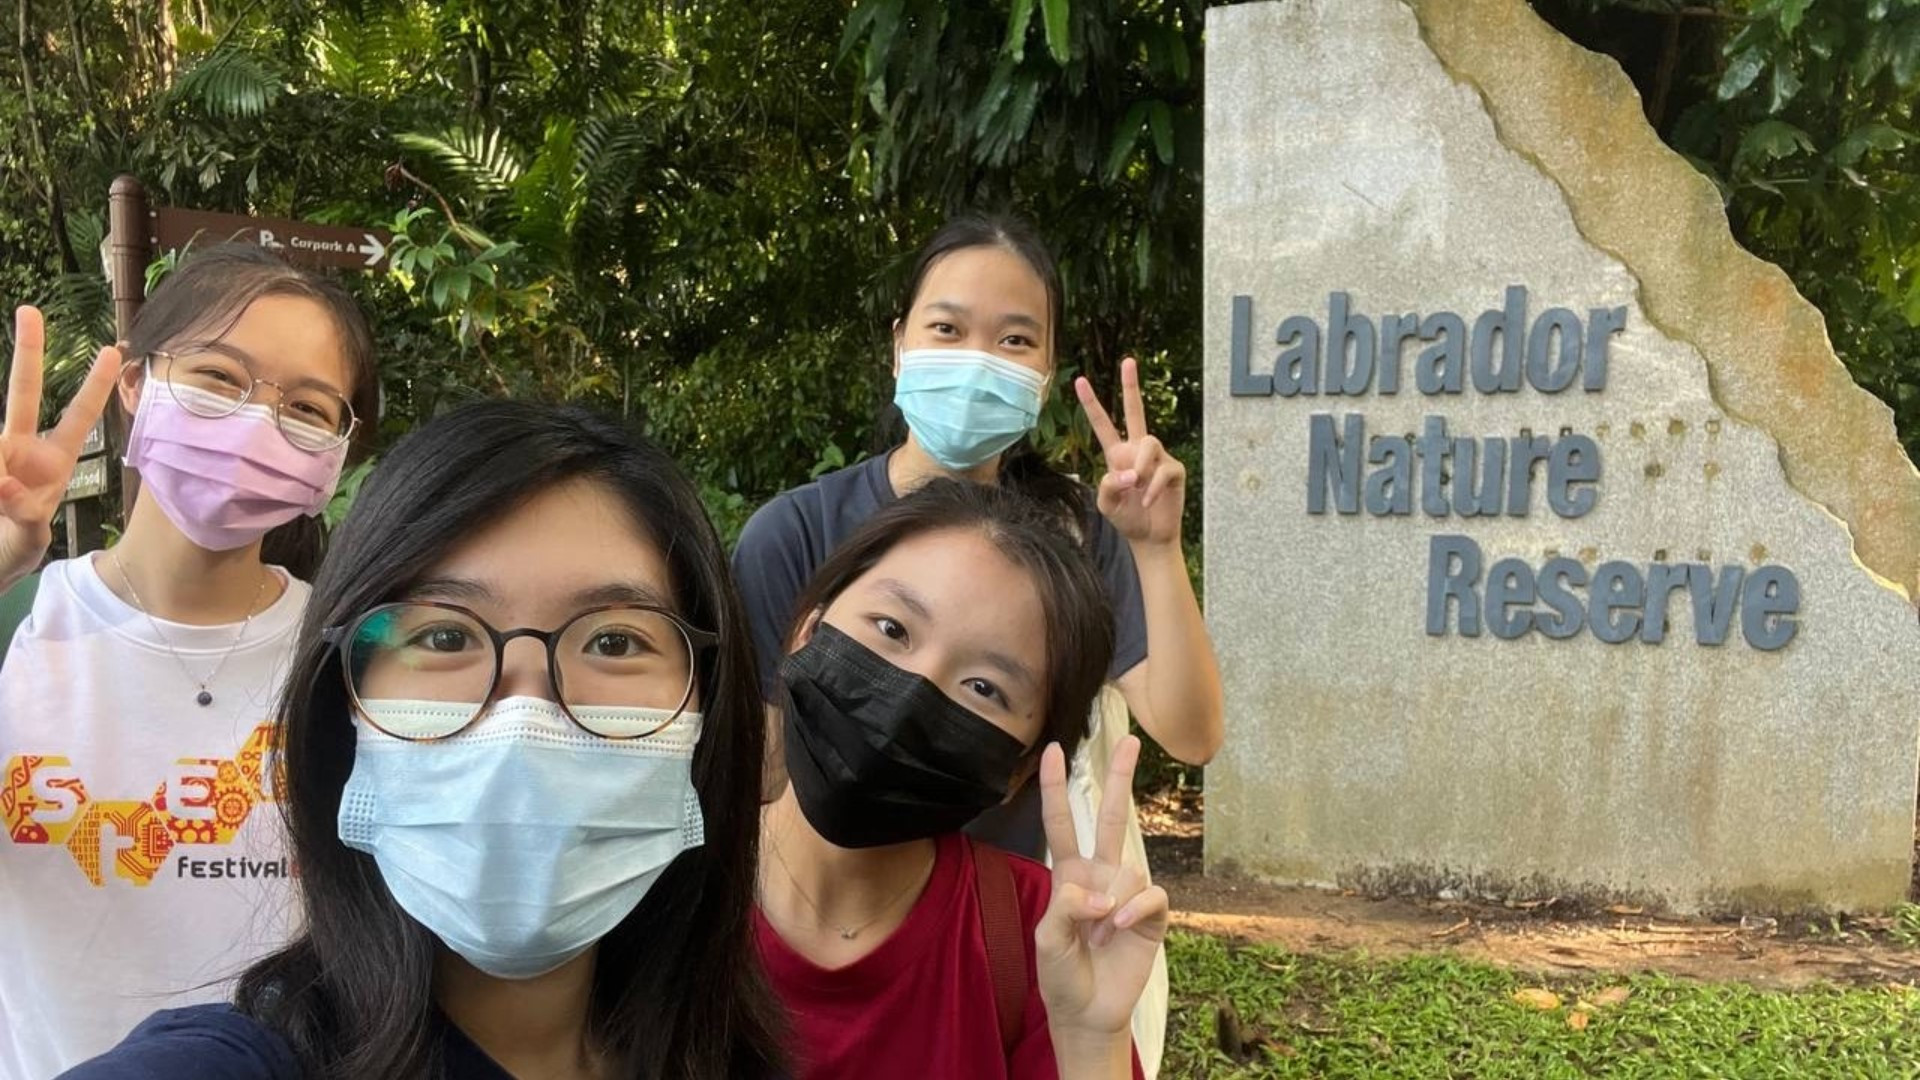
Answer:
[{"left": 146, "top": 349, "right": 357, "bottom": 453}]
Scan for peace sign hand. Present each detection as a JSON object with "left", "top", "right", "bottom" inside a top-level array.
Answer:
[
  {"left": 1075, "top": 357, "right": 1187, "bottom": 548},
  {"left": 0, "top": 307, "right": 123, "bottom": 586},
  {"left": 1035, "top": 735, "right": 1169, "bottom": 1041}
]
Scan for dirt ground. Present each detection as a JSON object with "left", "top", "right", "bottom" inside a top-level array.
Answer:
[{"left": 1140, "top": 791, "right": 1920, "bottom": 990}]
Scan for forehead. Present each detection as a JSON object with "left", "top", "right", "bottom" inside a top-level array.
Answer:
[
  {"left": 838, "top": 527, "right": 1047, "bottom": 658},
  {"left": 912, "top": 247, "right": 1050, "bottom": 320},
  {"left": 203, "top": 295, "right": 355, "bottom": 394},
  {"left": 420, "top": 478, "right": 676, "bottom": 618}
]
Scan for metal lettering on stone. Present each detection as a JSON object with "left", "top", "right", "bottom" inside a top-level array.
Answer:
[{"left": 1201, "top": 0, "right": 1920, "bottom": 912}]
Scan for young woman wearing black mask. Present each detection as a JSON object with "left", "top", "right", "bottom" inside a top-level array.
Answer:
[
  {"left": 757, "top": 480, "right": 1166, "bottom": 1080},
  {"left": 62, "top": 402, "right": 785, "bottom": 1080}
]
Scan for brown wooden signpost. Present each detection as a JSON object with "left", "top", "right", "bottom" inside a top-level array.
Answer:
[
  {"left": 62, "top": 175, "right": 393, "bottom": 554},
  {"left": 150, "top": 206, "right": 391, "bottom": 271}
]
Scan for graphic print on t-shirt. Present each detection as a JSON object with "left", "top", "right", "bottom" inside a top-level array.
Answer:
[{"left": 2, "top": 722, "right": 290, "bottom": 887}]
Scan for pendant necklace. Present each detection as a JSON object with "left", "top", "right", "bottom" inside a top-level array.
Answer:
[
  {"left": 111, "top": 551, "right": 270, "bottom": 708},
  {"left": 767, "top": 833, "right": 933, "bottom": 941}
]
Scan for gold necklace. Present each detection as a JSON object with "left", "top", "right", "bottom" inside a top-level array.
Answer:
[
  {"left": 110, "top": 551, "right": 271, "bottom": 708},
  {"left": 766, "top": 835, "right": 934, "bottom": 941}
]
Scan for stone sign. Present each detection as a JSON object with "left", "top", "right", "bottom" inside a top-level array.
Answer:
[{"left": 1203, "top": 0, "right": 1920, "bottom": 911}]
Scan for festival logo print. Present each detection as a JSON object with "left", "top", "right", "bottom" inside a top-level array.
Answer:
[{"left": 2, "top": 722, "right": 289, "bottom": 887}]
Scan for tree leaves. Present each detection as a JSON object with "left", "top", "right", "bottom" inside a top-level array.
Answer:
[
  {"left": 168, "top": 47, "right": 286, "bottom": 119},
  {"left": 1004, "top": 0, "right": 1037, "bottom": 61},
  {"left": 1717, "top": 49, "right": 1766, "bottom": 100},
  {"left": 1735, "top": 119, "right": 1814, "bottom": 171},
  {"left": 1833, "top": 122, "right": 1911, "bottom": 166},
  {"left": 1042, "top": 0, "right": 1071, "bottom": 65}
]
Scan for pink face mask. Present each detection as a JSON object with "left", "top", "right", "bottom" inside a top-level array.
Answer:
[{"left": 124, "top": 382, "right": 349, "bottom": 552}]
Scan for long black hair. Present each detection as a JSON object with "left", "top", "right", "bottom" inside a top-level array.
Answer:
[
  {"left": 879, "top": 212, "right": 1093, "bottom": 538},
  {"left": 120, "top": 243, "right": 379, "bottom": 579},
  {"left": 234, "top": 401, "right": 784, "bottom": 1079},
  {"left": 788, "top": 478, "right": 1114, "bottom": 764}
]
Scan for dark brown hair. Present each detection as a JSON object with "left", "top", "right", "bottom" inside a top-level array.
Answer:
[
  {"left": 787, "top": 478, "right": 1114, "bottom": 763},
  {"left": 121, "top": 243, "right": 379, "bottom": 577}
]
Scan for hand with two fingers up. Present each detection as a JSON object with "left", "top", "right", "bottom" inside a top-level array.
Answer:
[
  {"left": 1035, "top": 734, "right": 1168, "bottom": 1079},
  {"left": 1074, "top": 357, "right": 1187, "bottom": 549},
  {"left": 0, "top": 307, "right": 124, "bottom": 589}
]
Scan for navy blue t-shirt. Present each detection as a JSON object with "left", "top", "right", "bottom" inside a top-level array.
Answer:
[
  {"left": 58, "top": 1003, "right": 513, "bottom": 1080},
  {"left": 732, "top": 452, "right": 1149, "bottom": 859}
]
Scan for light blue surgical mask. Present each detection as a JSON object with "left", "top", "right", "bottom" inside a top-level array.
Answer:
[
  {"left": 337, "top": 696, "right": 704, "bottom": 980},
  {"left": 894, "top": 348, "right": 1048, "bottom": 471}
]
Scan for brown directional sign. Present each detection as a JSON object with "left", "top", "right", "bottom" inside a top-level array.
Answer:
[{"left": 151, "top": 206, "right": 391, "bottom": 272}]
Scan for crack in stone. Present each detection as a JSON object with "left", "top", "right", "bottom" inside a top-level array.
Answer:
[{"left": 1401, "top": 0, "right": 1920, "bottom": 604}]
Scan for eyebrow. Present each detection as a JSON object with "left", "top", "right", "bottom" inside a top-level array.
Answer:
[
  {"left": 872, "top": 578, "right": 933, "bottom": 621},
  {"left": 402, "top": 578, "right": 672, "bottom": 612},
  {"left": 404, "top": 576, "right": 497, "bottom": 603},
  {"left": 184, "top": 340, "right": 351, "bottom": 398},
  {"left": 980, "top": 649, "right": 1038, "bottom": 691},
  {"left": 922, "top": 301, "right": 1045, "bottom": 335},
  {"left": 570, "top": 581, "right": 674, "bottom": 609}
]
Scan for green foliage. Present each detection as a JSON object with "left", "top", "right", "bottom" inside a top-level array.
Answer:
[
  {"left": 1164, "top": 931, "right": 1920, "bottom": 1077},
  {"left": 1543, "top": 0, "right": 1920, "bottom": 459}
]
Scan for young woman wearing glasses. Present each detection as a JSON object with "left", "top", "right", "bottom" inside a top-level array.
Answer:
[
  {"left": 60, "top": 401, "right": 784, "bottom": 1079},
  {"left": 0, "top": 244, "right": 378, "bottom": 1078}
]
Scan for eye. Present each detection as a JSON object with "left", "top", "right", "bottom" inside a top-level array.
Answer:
[
  {"left": 962, "top": 677, "right": 1008, "bottom": 708},
  {"left": 872, "top": 616, "right": 909, "bottom": 644},
  {"left": 195, "top": 366, "right": 243, "bottom": 385},
  {"left": 585, "top": 629, "right": 654, "bottom": 658},
  {"left": 929, "top": 321, "right": 960, "bottom": 336},
  {"left": 1000, "top": 333, "right": 1037, "bottom": 350},
  {"left": 407, "top": 624, "right": 475, "bottom": 653}
]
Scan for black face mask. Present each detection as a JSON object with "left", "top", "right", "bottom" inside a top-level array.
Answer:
[{"left": 778, "top": 623, "right": 1029, "bottom": 849}]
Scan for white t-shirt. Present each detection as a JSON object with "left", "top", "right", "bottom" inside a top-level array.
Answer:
[{"left": 0, "top": 555, "right": 308, "bottom": 1079}]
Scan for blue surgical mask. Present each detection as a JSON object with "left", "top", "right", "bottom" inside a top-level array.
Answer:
[
  {"left": 894, "top": 349, "right": 1047, "bottom": 471},
  {"left": 337, "top": 696, "right": 705, "bottom": 980}
]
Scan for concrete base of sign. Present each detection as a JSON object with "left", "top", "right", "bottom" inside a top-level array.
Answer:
[{"left": 1203, "top": 0, "right": 1920, "bottom": 912}]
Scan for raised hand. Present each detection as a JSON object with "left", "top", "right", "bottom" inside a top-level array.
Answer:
[
  {"left": 1074, "top": 357, "right": 1187, "bottom": 547},
  {"left": 1034, "top": 735, "right": 1169, "bottom": 1042},
  {"left": 0, "top": 307, "right": 122, "bottom": 585}
]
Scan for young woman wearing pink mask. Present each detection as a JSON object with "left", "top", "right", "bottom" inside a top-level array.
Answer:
[{"left": 0, "top": 244, "right": 378, "bottom": 1079}]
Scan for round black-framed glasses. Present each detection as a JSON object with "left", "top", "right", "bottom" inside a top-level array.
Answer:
[{"left": 321, "top": 600, "right": 719, "bottom": 741}]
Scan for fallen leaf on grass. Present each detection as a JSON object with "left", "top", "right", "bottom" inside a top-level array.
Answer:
[
  {"left": 1512, "top": 988, "right": 1562, "bottom": 1010},
  {"left": 1566, "top": 1010, "right": 1591, "bottom": 1031},
  {"left": 1588, "top": 986, "right": 1632, "bottom": 1008},
  {"left": 1430, "top": 918, "right": 1471, "bottom": 939}
]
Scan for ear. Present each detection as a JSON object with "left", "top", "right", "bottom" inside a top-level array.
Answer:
[
  {"left": 786, "top": 607, "right": 826, "bottom": 654},
  {"left": 115, "top": 352, "right": 146, "bottom": 416},
  {"left": 890, "top": 319, "right": 904, "bottom": 379}
]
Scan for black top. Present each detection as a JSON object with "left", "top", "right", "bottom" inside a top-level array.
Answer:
[
  {"left": 58, "top": 1004, "right": 513, "bottom": 1080},
  {"left": 732, "top": 452, "right": 1150, "bottom": 859}
]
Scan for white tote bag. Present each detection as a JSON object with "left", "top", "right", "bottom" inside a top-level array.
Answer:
[{"left": 1059, "top": 685, "right": 1168, "bottom": 1078}]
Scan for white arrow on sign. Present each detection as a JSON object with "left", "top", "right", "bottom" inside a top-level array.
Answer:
[{"left": 358, "top": 233, "right": 388, "bottom": 267}]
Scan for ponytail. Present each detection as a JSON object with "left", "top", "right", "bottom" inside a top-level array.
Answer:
[{"left": 260, "top": 516, "right": 326, "bottom": 581}]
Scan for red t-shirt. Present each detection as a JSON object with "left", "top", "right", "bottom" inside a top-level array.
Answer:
[{"left": 756, "top": 832, "right": 1143, "bottom": 1079}]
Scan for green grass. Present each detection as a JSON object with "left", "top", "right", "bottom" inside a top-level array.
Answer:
[{"left": 1161, "top": 931, "right": 1920, "bottom": 1079}]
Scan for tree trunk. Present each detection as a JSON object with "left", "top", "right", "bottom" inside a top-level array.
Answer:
[{"left": 18, "top": 0, "right": 79, "bottom": 272}]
